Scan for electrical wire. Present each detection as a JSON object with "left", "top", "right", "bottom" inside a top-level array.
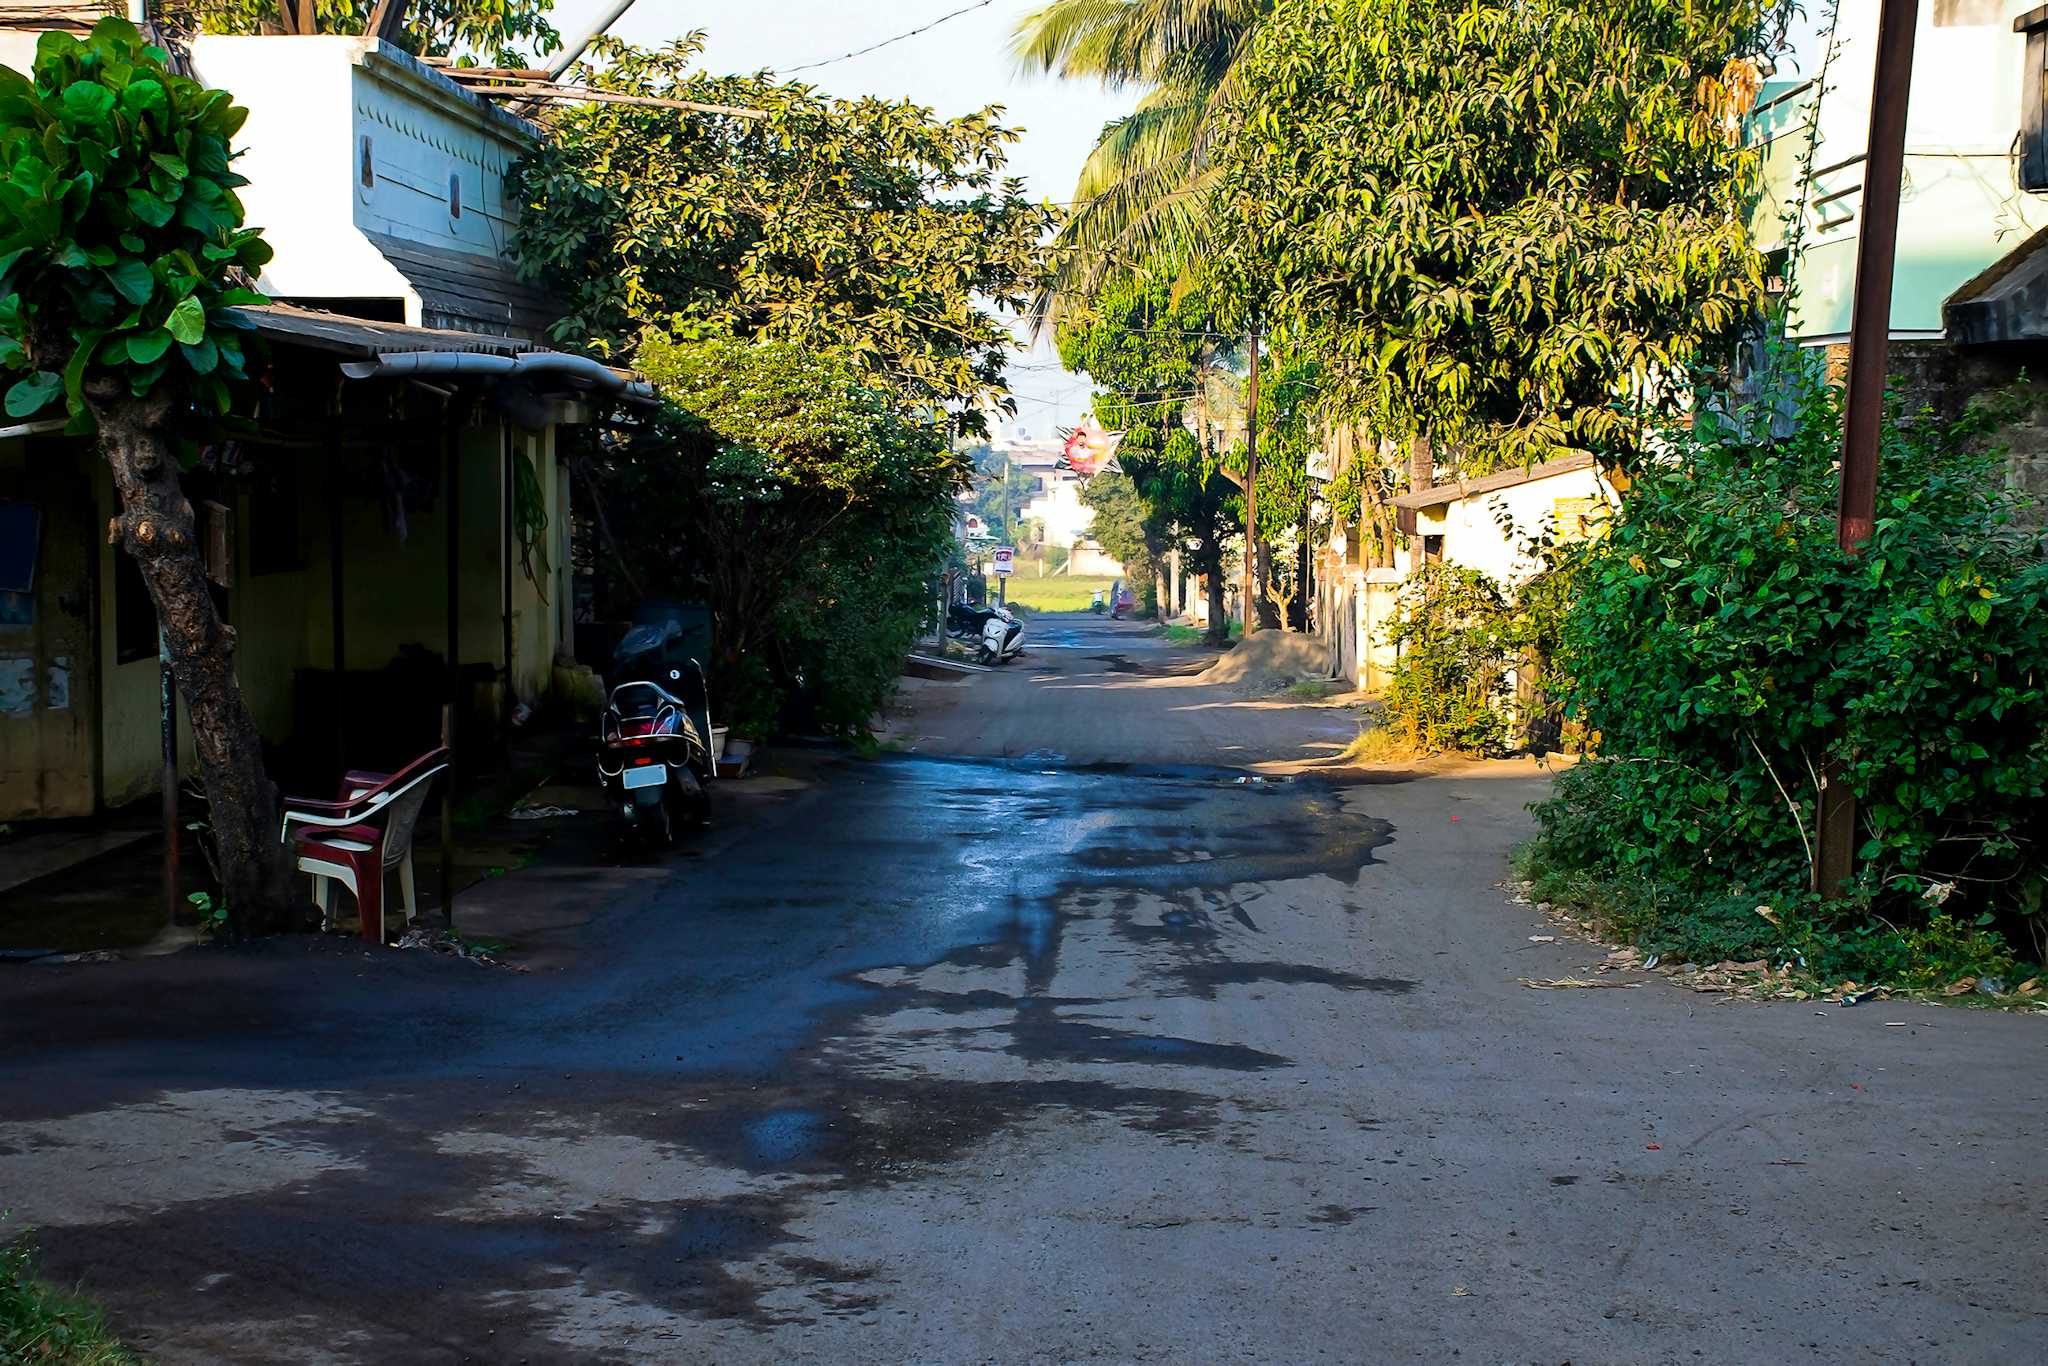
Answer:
[{"left": 780, "top": 0, "right": 998, "bottom": 75}]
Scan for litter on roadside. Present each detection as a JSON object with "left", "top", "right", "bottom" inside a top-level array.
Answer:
[
  {"left": 1520, "top": 976, "right": 1638, "bottom": 990},
  {"left": 1528, "top": 935, "right": 1556, "bottom": 943},
  {"left": 1840, "top": 986, "right": 1889, "bottom": 1007}
]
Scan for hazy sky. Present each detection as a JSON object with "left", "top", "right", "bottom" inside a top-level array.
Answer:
[{"left": 548, "top": 0, "right": 1136, "bottom": 438}]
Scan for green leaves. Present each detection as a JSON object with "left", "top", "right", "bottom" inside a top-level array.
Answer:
[
  {"left": 1536, "top": 350, "right": 2048, "bottom": 965},
  {"left": 125, "top": 188, "right": 176, "bottom": 228},
  {"left": 102, "top": 257, "right": 152, "bottom": 304},
  {"left": 0, "top": 13, "right": 269, "bottom": 424},
  {"left": 59, "top": 81, "right": 114, "bottom": 124},
  {"left": 510, "top": 38, "right": 1051, "bottom": 429},
  {"left": 124, "top": 329, "right": 173, "bottom": 364},
  {"left": 165, "top": 295, "right": 206, "bottom": 345},
  {"left": 4, "top": 368, "right": 60, "bottom": 416},
  {"left": 1213, "top": 0, "right": 1776, "bottom": 471}
]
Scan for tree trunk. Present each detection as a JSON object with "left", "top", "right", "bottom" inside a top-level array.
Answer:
[
  {"left": 1297, "top": 508, "right": 1312, "bottom": 632},
  {"left": 1196, "top": 529, "right": 1229, "bottom": 646},
  {"left": 1252, "top": 538, "right": 1283, "bottom": 631},
  {"left": 92, "top": 387, "right": 295, "bottom": 933}
]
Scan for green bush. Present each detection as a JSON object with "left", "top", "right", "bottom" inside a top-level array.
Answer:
[
  {"left": 2, "top": 1230, "right": 132, "bottom": 1364},
  {"left": 1530, "top": 359, "right": 2048, "bottom": 982},
  {"left": 1382, "top": 563, "right": 1518, "bottom": 753}
]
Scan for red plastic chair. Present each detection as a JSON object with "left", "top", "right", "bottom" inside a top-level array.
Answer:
[{"left": 280, "top": 748, "right": 449, "bottom": 942}]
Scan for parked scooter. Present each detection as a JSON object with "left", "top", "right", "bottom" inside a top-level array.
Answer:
[
  {"left": 946, "top": 599, "right": 1026, "bottom": 665},
  {"left": 1089, "top": 590, "right": 1106, "bottom": 614},
  {"left": 596, "top": 620, "right": 714, "bottom": 846}
]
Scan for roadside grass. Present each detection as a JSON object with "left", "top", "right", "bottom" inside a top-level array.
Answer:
[
  {"left": 1001, "top": 575, "right": 1118, "bottom": 613},
  {"left": 1, "top": 1231, "right": 134, "bottom": 1365},
  {"left": 1340, "top": 722, "right": 1417, "bottom": 764},
  {"left": 1511, "top": 840, "right": 2046, "bottom": 1007},
  {"left": 1286, "top": 679, "right": 1338, "bottom": 701},
  {"left": 1161, "top": 621, "right": 1241, "bottom": 645}
]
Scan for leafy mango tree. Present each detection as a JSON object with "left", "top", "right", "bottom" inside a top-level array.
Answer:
[
  {"left": 513, "top": 36, "right": 1055, "bottom": 729},
  {"left": 512, "top": 35, "right": 1054, "bottom": 425},
  {"left": 0, "top": 19, "right": 292, "bottom": 927},
  {"left": 1215, "top": 0, "right": 1790, "bottom": 473},
  {"left": 1057, "top": 271, "right": 1243, "bottom": 642}
]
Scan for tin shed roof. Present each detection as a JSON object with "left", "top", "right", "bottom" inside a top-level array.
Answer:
[{"left": 1389, "top": 453, "right": 1599, "bottom": 510}]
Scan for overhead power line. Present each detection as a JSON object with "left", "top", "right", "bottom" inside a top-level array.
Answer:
[{"left": 780, "top": 0, "right": 997, "bottom": 75}]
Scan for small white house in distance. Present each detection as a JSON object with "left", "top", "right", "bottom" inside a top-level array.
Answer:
[
  {"left": 1388, "top": 453, "right": 1616, "bottom": 584},
  {"left": 1319, "top": 453, "right": 1614, "bottom": 693}
]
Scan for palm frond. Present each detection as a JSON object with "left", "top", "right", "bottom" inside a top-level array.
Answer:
[{"left": 1072, "top": 87, "right": 1208, "bottom": 201}]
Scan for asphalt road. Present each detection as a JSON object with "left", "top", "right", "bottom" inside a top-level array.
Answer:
[{"left": 2, "top": 616, "right": 2044, "bottom": 1363}]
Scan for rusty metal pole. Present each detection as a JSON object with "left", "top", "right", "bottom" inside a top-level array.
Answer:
[
  {"left": 1242, "top": 321, "right": 1261, "bottom": 637},
  {"left": 1816, "top": 0, "right": 1918, "bottom": 896}
]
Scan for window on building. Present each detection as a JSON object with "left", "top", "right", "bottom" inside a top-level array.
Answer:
[{"left": 1554, "top": 497, "right": 1600, "bottom": 542}]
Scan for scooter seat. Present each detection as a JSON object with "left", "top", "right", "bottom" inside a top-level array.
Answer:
[{"left": 611, "top": 680, "right": 688, "bottom": 710}]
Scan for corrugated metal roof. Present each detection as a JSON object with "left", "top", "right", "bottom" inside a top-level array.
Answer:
[
  {"left": 1389, "top": 453, "right": 1598, "bottom": 510},
  {"left": 0, "top": 2, "right": 117, "bottom": 32},
  {"left": 364, "top": 232, "right": 561, "bottom": 341},
  {"left": 226, "top": 303, "right": 545, "bottom": 357}
]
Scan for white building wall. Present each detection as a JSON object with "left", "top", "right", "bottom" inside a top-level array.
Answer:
[
  {"left": 183, "top": 36, "right": 534, "bottom": 325},
  {"left": 1412, "top": 466, "right": 1614, "bottom": 586},
  {"left": 1022, "top": 473, "right": 1096, "bottom": 548},
  {"left": 187, "top": 37, "right": 411, "bottom": 311}
]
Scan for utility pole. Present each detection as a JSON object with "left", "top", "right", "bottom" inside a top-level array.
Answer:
[
  {"left": 1242, "top": 320, "right": 1260, "bottom": 637},
  {"left": 1815, "top": 0, "right": 1917, "bottom": 896},
  {"left": 999, "top": 454, "right": 1011, "bottom": 605}
]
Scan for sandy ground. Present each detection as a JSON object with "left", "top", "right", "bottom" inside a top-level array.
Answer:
[{"left": 0, "top": 616, "right": 2041, "bottom": 1364}]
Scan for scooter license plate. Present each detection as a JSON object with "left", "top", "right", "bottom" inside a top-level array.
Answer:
[{"left": 622, "top": 763, "right": 667, "bottom": 790}]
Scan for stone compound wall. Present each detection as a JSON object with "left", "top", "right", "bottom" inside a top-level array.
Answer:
[{"left": 1884, "top": 340, "right": 2048, "bottom": 514}]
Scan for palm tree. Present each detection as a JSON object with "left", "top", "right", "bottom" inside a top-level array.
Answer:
[{"left": 1013, "top": 0, "right": 1270, "bottom": 326}]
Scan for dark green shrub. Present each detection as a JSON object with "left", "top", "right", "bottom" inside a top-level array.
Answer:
[
  {"left": 1382, "top": 562, "right": 1517, "bottom": 753},
  {"left": 1531, "top": 361, "right": 2048, "bottom": 980}
]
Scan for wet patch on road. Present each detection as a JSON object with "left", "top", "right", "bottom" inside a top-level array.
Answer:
[
  {"left": 1161, "top": 961, "right": 1418, "bottom": 999},
  {"left": 998, "top": 998, "right": 1289, "bottom": 1070}
]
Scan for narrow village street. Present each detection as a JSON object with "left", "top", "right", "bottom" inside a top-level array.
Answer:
[{"left": 2, "top": 616, "right": 2043, "bottom": 1364}]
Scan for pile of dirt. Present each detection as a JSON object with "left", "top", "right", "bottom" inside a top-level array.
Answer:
[{"left": 1197, "top": 630, "right": 1331, "bottom": 693}]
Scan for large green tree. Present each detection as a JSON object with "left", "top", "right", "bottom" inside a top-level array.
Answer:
[
  {"left": 512, "top": 37, "right": 1056, "bottom": 730},
  {"left": 601, "top": 335, "right": 964, "bottom": 735},
  {"left": 0, "top": 19, "right": 291, "bottom": 927},
  {"left": 1216, "top": 0, "right": 1786, "bottom": 472},
  {"left": 1078, "top": 468, "right": 1159, "bottom": 607},
  {"left": 513, "top": 36, "right": 1054, "bottom": 430},
  {"left": 1058, "top": 271, "right": 1242, "bottom": 641}
]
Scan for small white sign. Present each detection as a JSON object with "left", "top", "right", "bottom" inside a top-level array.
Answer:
[{"left": 992, "top": 545, "right": 1015, "bottom": 576}]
